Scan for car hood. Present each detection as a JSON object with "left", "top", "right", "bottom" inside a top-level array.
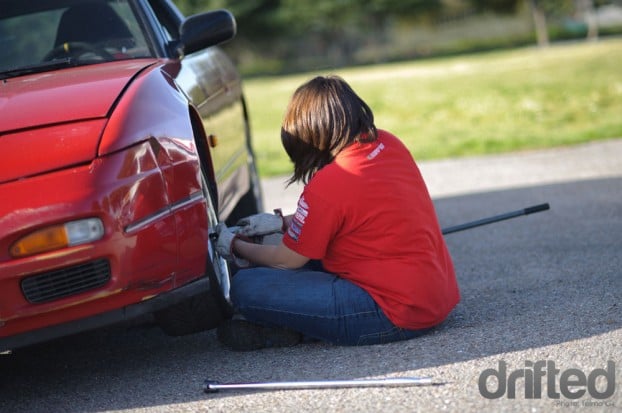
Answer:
[
  {"left": 0, "top": 60, "right": 157, "bottom": 184},
  {"left": 0, "top": 60, "right": 156, "bottom": 133}
]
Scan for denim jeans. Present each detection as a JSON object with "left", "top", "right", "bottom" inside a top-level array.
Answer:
[{"left": 230, "top": 262, "right": 432, "bottom": 346}]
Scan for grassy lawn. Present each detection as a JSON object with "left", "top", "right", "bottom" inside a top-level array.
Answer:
[{"left": 244, "top": 38, "right": 622, "bottom": 177}]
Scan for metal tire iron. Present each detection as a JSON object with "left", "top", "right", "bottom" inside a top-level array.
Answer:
[
  {"left": 442, "top": 203, "right": 550, "bottom": 235},
  {"left": 204, "top": 376, "right": 441, "bottom": 393}
]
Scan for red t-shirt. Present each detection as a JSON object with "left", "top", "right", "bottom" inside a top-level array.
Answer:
[{"left": 283, "top": 130, "right": 460, "bottom": 329}]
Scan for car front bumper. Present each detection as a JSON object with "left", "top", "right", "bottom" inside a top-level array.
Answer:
[{"left": 0, "top": 275, "right": 209, "bottom": 352}]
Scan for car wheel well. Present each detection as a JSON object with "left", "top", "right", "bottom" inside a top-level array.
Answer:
[
  {"left": 152, "top": 107, "right": 234, "bottom": 336},
  {"left": 189, "top": 107, "right": 218, "bottom": 209}
]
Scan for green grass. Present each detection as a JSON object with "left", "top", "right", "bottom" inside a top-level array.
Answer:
[{"left": 244, "top": 38, "right": 622, "bottom": 177}]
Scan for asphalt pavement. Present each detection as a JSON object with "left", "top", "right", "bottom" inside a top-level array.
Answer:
[{"left": 1, "top": 138, "right": 620, "bottom": 413}]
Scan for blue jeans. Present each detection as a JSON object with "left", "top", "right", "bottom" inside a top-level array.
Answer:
[{"left": 230, "top": 262, "right": 432, "bottom": 346}]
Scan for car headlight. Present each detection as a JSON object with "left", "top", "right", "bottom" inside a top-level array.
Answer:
[{"left": 10, "top": 218, "right": 104, "bottom": 258}]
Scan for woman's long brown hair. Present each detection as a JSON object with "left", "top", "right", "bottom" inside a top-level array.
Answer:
[{"left": 281, "top": 75, "right": 377, "bottom": 185}]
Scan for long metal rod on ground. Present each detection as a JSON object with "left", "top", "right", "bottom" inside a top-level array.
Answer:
[
  {"left": 204, "top": 377, "right": 439, "bottom": 393},
  {"left": 441, "top": 203, "right": 550, "bottom": 235}
]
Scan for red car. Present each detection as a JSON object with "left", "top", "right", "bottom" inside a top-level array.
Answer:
[{"left": 0, "top": 0, "right": 263, "bottom": 351}]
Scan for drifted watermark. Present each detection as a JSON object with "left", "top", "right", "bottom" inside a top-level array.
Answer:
[{"left": 478, "top": 360, "right": 616, "bottom": 401}]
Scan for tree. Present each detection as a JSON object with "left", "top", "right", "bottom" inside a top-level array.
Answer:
[
  {"left": 527, "top": 0, "right": 550, "bottom": 46},
  {"left": 471, "top": 0, "right": 577, "bottom": 48},
  {"left": 575, "top": 0, "right": 598, "bottom": 40},
  {"left": 470, "top": 0, "right": 522, "bottom": 13}
]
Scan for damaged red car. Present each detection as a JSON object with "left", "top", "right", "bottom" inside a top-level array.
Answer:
[{"left": 0, "top": 0, "right": 263, "bottom": 351}]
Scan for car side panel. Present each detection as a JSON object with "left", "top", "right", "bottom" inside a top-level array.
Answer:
[{"left": 98, "top": 60, "right": 210, "bottom": 284}]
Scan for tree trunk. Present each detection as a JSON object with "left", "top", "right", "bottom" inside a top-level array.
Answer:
[
  {"left": 527, "top": 0, "right": 549, "bottom": 47},
  {"left": 576, "top": 0, "right": 599, "bottom": 41}
]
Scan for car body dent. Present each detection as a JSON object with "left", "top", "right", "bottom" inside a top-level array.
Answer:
[{"left": 0, "top": 136, "right": 208, "bottom": 337}]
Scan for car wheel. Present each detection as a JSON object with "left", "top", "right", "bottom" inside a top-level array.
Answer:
[{"left": 154, "top": 175, "right": 233, "bottom": 336}]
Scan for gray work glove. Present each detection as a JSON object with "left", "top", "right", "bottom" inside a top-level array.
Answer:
[
  {"left": 236, "top": 212, "right": 284, "bottom": 237},
  {"left": 215, "top": 223, "right": 250, "bottom": 268}
]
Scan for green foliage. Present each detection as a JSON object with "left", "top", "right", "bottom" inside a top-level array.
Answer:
[
  {"left": 183, "top": 0, "right": 442, "bottom": 41},
  {"left": 471, "top": 0, "right": 521, "bottom": 13},
  {"left": 202, "top": 0, "right": 283, "bottom": 40},
  {"left": 173, "top": 0, "right": 208, "bottom": 15},
  {"left": 171, "top": 0, "right": 622, "bottom": 77},
  {"left": 535, "top": 0, "right": 576, "bottom": 17}
]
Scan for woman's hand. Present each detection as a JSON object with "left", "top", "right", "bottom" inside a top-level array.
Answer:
[
  {"left": 215, "top": 223, "right": 250, "bottom": 267},
  {"left": 236, "top": 212, "right": 285, "bottom": 236}
]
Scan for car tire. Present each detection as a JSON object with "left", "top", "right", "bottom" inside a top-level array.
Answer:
[
  {"left": 154, "top": 174, "right": 233, "bottom": 336},
  {"left": 153, "top": 284, "right": 226, "bottom": 336}
]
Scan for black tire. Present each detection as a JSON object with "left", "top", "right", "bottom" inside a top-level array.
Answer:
[
  {"left": 155, "top": 174, "right": 233, "bottom": 336},
  {"left": 154, "top": 287, "right": 226, "bottom": 336}
]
